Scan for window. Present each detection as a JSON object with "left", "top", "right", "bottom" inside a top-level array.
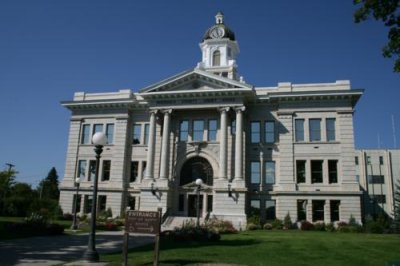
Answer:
[
  {"left": 88, "top": 160, "right": 96, "bottom": 181},
  {"left": 328, "top": 160, "right": 338, "bottom": 184},
  {"left": 128, "top": 196, "right": 136, "bottom": 210},
  {"left": 250, "top": 199, "right": 260, "bottom": 217},
  {"left": 142, "top": 161, "right": 147, "bottom": 178},
  {"left": 265, "top": 121, "right": 275, "bottom": 143},
  {"left": 207, "top": 195, "right": 213, "bottom": 212},
  {"left": 93, "top": 124, "right": 103, "bottom": 135},
  {"left": 178, "top": 194, "right": 185, "bottom": 212},
  {"left": 231, "top": 119, "right": 236, "bottom": 135},
  {"left": 372, "top": 195, "right": 386, "bottom": 204},
  {"left": 367, "top": 156, "right": 371, "bottom": 165},
  {"left": 330, "top": 200, "right": 340, "bottom": 222},
  {"left": 296, "top": 160, "right": 306, "bottom": 183},
  {"left": 227, "top": 47, "right": 232, "bottom": 57},
  {"left": 72, "top": 194, "right": 81, "bottom": 213},
  {"left": 355, "top": 156, "right": 359, "bottom": 165},
  {"left": 265, "top": 161, "right": 275, "bottom": 184},
  {"left": 250, "top": 162, "right": 260, "bottom": 184},
  {"left": 106, "top": 123, "right": 114, "bottom": 144},
  {"left": 98, "top": 195, "right": 107, "bottom": 212},
  {"left": 297, "top": 200, "right": 307, "bottom": 221},
  {"left": 251, "top": 122, "right": 260, "bottom": 143},
  {"left": 193, "top": 120, "right": 204, "bottom": 141},
  {"left": 133, "top": 124, "right": 141, "bottom": 144},
  {"left": 81, "top": 124, "right": 90, "bottom": 144},
  {"left": 265, "top": 200, "right": 276, "bottom": 220},
  {"left": 368, "top": 175, "right": 385, "bottom": 184},
  {"left": 208, "top": 119, "right": 217, "bottom": 141},
  {"left": 311, "top": 160, "right": 323, "bottom": 183},
  {"left": 213, "top": 50, "right": 221, "bottom": 66},
  {"left": 130, "top": 161, "right": 139, "bottom": 182},
  {"left": 84, "top": 195, "right": 92, "bottom": 213},
  {"left": 379, "top": 156, "right": 384, "bottom": 165},
  {"left": 77, "top": 160, "right": 87, "bottom": 179},
  {"left": 144, "top": 124, "right": 150, "bottom": 145},
  {"left": 309, "top": 119, "right": 321, "bottom": 141},
  {"left": 295, "top": 119, "right": 304, "bottom": 142},
  {"left": 179, "top": 120, "right": 189, "bottom": 141},
  {"left": 356, "top": 175, "right": 360, "bottom": 183},
  {"left": 326, "top": 118, "right": 336, "bottom": 141},
  {"left": 102, "top": 160, "right": 111, "bottom": 181},
  {"left": 312, "top": 200, "right": 325, "bottom": 222}
]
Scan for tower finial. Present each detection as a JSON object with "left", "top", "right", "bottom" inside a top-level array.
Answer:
[{"left": 215, "top": 11, "right": 224, "bottom": 24}]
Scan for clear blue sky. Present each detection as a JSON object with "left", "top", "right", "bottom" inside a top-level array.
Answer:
[{"left": 0, "top": 0, "right": 399, "bottom": 187}]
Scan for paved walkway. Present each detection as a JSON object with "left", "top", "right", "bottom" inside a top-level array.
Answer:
[{"left": 0, "top": 231, "right": 154, "bottom": 266}]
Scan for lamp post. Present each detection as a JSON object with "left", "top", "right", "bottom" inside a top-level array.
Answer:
[
  {"left": 195, "top": 178, "right": 203, "bottom": 227},
  {"left": 83, "top": 132, "right": 107, "bottom": 262},
  {"left": 71, "top": 177, "right": 81, "bottom": 230}
]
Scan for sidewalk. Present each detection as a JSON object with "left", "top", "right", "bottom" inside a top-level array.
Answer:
[{"left": 0, "top": 231, "right": 154, "bottom": 266}]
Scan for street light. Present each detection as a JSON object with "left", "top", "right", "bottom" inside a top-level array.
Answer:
[
  {"left": 83, "top": 132, "right": 107, "bottom": 262},
  {"left": 195, "top": 178, "right": 203, "bottom": 227},
  {"left": 71, "top": 177, "right": 81, "bottom": 230}
]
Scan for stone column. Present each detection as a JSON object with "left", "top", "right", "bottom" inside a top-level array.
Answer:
[
  {"left": 159, "top": 109, "right": 172, "bottom": 179},
  {"left": 234, "top": 106, "right": 245, "bottom": 180},
  {"left": 219, "top": 107, "right": 229, "bottom": 179},
  {"left": 144, "top": 110, "right": 157, "bottom": 180}
]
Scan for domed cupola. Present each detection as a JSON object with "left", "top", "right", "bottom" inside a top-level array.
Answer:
[
  {"left": 203, "top": 12, "right": 236, "bottom": 41},
  {"left": 197, "top": 12, "right": 240, "bottom": 81}
]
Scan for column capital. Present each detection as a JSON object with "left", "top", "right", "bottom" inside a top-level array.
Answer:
[
  {"left": 160, "top": 109, "right": 172, "bottom": 115},
  {"left": 234, "top": 106, "right": 246, "bottom": 113},
  {"left": 218, "top": 107, "right": 230, "bottom": 113},
  {"left": 149, "top": 109, "right": 159, "bottom": 115}
]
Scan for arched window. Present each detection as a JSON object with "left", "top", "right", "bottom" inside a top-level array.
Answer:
[
  {"left": 180, "top": 157, "right": 213, "bottom": 186},
  {"left": 213, "top": 50, "right": 221, "bottom": 66}
]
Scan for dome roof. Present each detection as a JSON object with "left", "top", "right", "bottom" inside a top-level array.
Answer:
[{"left": 202, "top": 12, "right": 236, "bottom": 41}]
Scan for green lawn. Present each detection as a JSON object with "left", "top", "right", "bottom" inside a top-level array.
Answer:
[{"left": 102, "top": 230, "right": 400, "bottom": 266}]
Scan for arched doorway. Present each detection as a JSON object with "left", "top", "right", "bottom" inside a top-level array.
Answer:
[{"left": 178, "top": 157, "right": 213, "bottom": 217}]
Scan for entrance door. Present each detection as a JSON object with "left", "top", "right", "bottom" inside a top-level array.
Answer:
[{"left": 188, "top": 195, "right": 203, "bottom": 217}]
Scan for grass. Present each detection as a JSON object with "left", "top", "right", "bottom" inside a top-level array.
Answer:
[{"left": 102, "top": 230, "right": 400, "bottom": 266}]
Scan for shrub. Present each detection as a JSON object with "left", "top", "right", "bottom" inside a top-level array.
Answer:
[
  {"left": 325, "top": 223, "right": 335, "bottom": 232},
  {"left": 337, "top": 220, "right": 363, "bottom": 233},
  {"left": 283, "top": 213, "right": 293, "bottom": 229},
  {"left": 164, "top": 220, "right": 220, "bottom": 242},
  {"left": 246, "top": 223, "right": 260, "bottom": 230},
  {"left": 300, "top": 221, "right": 315, "bottom": 231},
  {"left": 247, "top": 215, "right": 260, "bottom": 226},
  {"left": 365, "top": 220, "right": 384, "bottom": 234},
  {"left": 272, "top": 219, "right": 283, "bottom": 230},
  {"left": 314, "top": 222, "right": 326, "bottom": 231},
  {"left": 62, "top": 213, "right": 73, "bottom": 221},
  {"left": 263, "top": 223, "right": 273, "bottom": 230},
  {"left": 205, "top": 218, "right": 237, "bottom": 234}
]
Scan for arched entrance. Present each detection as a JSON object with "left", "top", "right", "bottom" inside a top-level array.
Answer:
[{"left": 178, "top": 157, "right": 213, "bottom": 218}]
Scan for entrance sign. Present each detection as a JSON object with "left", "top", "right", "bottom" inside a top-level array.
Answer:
[{"left": 125, "top": 210, "right": 160, "bottom": 234}]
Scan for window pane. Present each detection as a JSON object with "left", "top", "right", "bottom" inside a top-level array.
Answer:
[
  {"left": 309, "top": 119, "right": 321, "bottom": 141},
  {"left": 265, "top": 121, "right": 275, "bottom": 143},
  {"left": 355, "top": 156, "right": 359, "bottom": 165},
  {"left": 98, "top": 196, "right": 107, "bottom": 212},
  {"left": 311, "top": 160, "right": 323, "bottom": 183},
  {"left": 208, "top": 119, "right": 217, "bottom": 141},
  {"left": 133, "top": 124, "right": 141, "bottom": 144},
  {"left": 213, "top": 50, "right": 221, "bottom": 66},
  {"left": 81, "top": 124, "right": 90, "bottom": 144},
  {"left": 193, "top": 120, "right": 204, "bottom": 141},
  {"left": 88, "top": 160, "right": 96, "bottom": 182},
  {"left": 297, "top": 200, "right": 307, "bottom": 221},
  {"left": 265, "top": 161, "right": 275, "bottom": 184},
  {"left": 296, "top": 160, "right": 306, "bottom": 183},
  {"left": 231, "top": 119, "right": 236, "bottom": 135},
  {"left": 295, "top": 119, "right": 304, "bottom": 142},
  {"left": 106, "top": 124, "right": 114, "bottom": 144},
  {"left": 251, "top": 162, "right": 260, "bottom": 184},
  {"left": 330, "top": 200, "right": 340, "bottom": 222},
  {"left": 93, "top": 124, "right": 103, "bottom": 135},
  {"left": 102, "top": 160, "right": 111, "bottom": 181},
  {"left": 78, "top": 160, "right": 87, "bottom": 179},
  {"left": 180, "top": 120, "right": 189, "bottom": 141},
  {"left": 379, "top": 156, "right": 384, "bottom": 165},
  {"left": 326, "top": 118, "right": 336, "bottom": 141},
  {"left": 368, "top": 175, "right": 385, "bottom": 184},
  {"left": 266, "top": 200, "right": 276, "bottom": 220},
  {"left": 144, "top": 124, "right": 150, "bottom": 144},
  {"left": 250, "top": 199, "right": 260, "bottom": 217},
  {"left": 84, "top": 195, "right": 93, "bottom": 213},
  {"left": 251, "top": 122, "right": 260, "bottom": 143},
  {"left": 328, "top": 160, "right": 338, "bottom": 183},
  {"left": 312, "top": 200, "right": 325, "bottom": 222},
  {"left": 130, "top": 161, "right": 138, "bottom": 182}
]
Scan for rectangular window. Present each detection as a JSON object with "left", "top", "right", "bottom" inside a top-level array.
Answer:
[
  {"left": 81, "top": 124, "right": 90, "bottom": 144},
  {"left": 367, "top": 156, "right": 371, "bottom": 165},
  {"left": 133, "top": 124, "right": 141, "bottom": 144},
  {"left": 368, "top": 175, "right": 385, "bottom": 184},
  {"left": 296, "top": 160, "right": 306, "bottom": 183},
  {"left": 179, "top": 120, "right": 189, "bottom": 141},
  {"left": 102, "top": 160, "right": 111, "bottom": 181},
  {"left": 265, "top": 121, "right": 275, "bottom": 143},
  {"left": 193, "top": 120, "right": 204, "bottom": 141},
  {"left": 142, "top": 161, "right": 147, "bottom": 178},
  {"left": 98, "top": 195, "right": 107, "bottom": 212},
  {"left": 93, "top": 124, "right": 103, "bottom": 135},
  {"left": 312, "top": 200, "right": 325, "bottom": 222},
  {"left": 231, "top": 119, "right": 236, "bottom": 135},
  {"left": 130, "top": 161, "right": 139, "bottom": 182},
  {"left": 326, "top": 118, "right": 336, "bottom": 141},
  {"left": 77, "top": 160, "right": 87, "bottom": 179},
  {"left": 330, "top": 200, "right": 340, "bottom": 222},
  {"left": 250, "top": 199, "right": 260, "bottom": 217},
  {"left": 297, "top": 200, "right": 307, "bottom": 221},
  {"left": 265, "top": 200, "right": 276, "bottom": 220},
  {"left": 309, "top": 119, "right": 321, "bottom": 141},
  {"left": 379, "top": 156, "right": 384, "bottom": 165},
  {"left": 295, "top": 119, "right": 304, "bottom": 142},
  {"left": 251, "top": 122, "right": 260, "bottom": 143},
  {"left": 265, "top": 161, "right": 275, "bottom": 184},
  {"left": 328, "top": 160, "right": 338, "bottom": 184},
  {"left": 311, "top": 160, "right": 323, "bottom": 183},
  {"left": 105, "top": 123, "right": 114, "bottom": 144},
  {"left": 84, "top": 195, "right": 93, "bottom": 213},
  {"left": 144, "top": 124, "right": 150, "bottom": 145},
  {"left": 356, "top": 175, "right": 360, "bottom": 183},
  {"left": 250, "top": 162, "right": 260, "bottom": 184},
  {"left": 208, "top": 119, "right": 217, "bottom": 141},
  {"left": 128, "top": 196, "right": 136, "bottom": 210},
  {"left": 355, "top": 156, "right": 359, "bottom": 165},
  {"left": 178, "top": 194, "right": 185, "bottom": 212},
  {"left": 207, "top": 195, "right": 213, "bottom": 212},
  {"left": 72, "top": 194, "right": 81, "bottom": 213},
  {"left": 88, "top": 160, "right": 96, "bottom": 182}
]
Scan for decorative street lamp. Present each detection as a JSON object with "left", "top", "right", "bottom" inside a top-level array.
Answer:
[
  {"left": 83, "top": 132, "right": 107, "bottom": 262},
  {"left": 195, "top": 178, "right": 203, "bottom": 227},
  {"left": 71, "top": 177, "right": 81, "bottom": 230}
]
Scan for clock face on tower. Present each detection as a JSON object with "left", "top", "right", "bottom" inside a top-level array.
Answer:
[{"left": 210, "top": 26, "right": 225, "bottom": 39}]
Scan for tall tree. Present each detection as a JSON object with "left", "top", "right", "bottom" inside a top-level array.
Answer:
[
  {"left": 353, "top": 0, "right": 400, "bottom": 72},
  {"left": 37, "top": 167, "right": 60, "bottom": 200},
  {"left": 0, "top": 168, "right": 17, "bottom": 215}
]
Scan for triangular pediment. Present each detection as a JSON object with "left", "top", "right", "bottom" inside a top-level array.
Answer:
[{"left": 139, "top": 68, "right": 253, "bottom": 95}]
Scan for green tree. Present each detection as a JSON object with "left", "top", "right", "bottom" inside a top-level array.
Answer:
[
  {"left": 353, "top": 0, "right": 400, "bottom": 72},
  {"left": 393, "top": 182, "right": 400, "bottom": 232},
  {"left": 37, "top": 167, "right": 60, "bottom": 200},
  {"left": 5, "top": 182, "right": 37, "bottom": 216},
  {"left": 0, "top": 168, "right": 17, "bottom": 215}
]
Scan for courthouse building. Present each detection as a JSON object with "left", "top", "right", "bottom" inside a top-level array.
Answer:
[{"left": 59, "top": 13, "right": 364, "bottom": 228}]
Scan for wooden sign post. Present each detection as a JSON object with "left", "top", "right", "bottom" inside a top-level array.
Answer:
[{"left": 123, "top": 208, "right": 162, "bottom": 266}]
